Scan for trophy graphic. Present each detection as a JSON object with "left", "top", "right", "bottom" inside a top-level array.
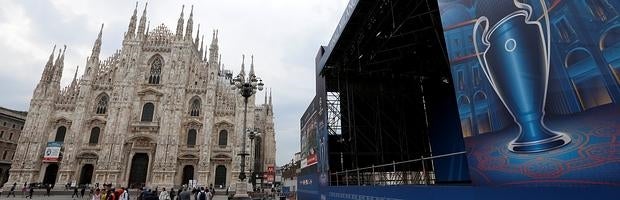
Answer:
[{"left": 473, "top": 0, "right": 570, "bottom": 153}]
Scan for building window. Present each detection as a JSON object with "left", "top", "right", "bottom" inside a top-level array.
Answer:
[
  {"left": 9, "top": 132, "right": 13, "bottom": 140},
  {"left": 89, "top": 127, "right": 100, "bottom": 144},
  {"left": 586, "top": 0, "right": 617, "bottom": 22},
  {"left": 218, "top": 130, "right": 228, "bottom": 146},
  {"left": 555, "top": 18, "right": 576, "bottom": 43},
  {"left": 0, "top": 131, "right": 3, "bottom": 138},
  {"left": 141, "top": 103, "right": 155, "bottom": 122},
  {"left": 187, "top": 129, "right": 197, "bottom": 147},
  {"left": 149, "top": 56, "right": 163, "bottom": 84},
  {"left": 189, "top": 98, "right": 201, "bottom": 117},
  {"left": 95, "top": 94, "right": 109, "bottom": 114},
  {"left": 54, "top": 126, "right": 66, "bottom": 142},
  {"left": 2, "top": 151, "right": 6, "bottom": 160}
]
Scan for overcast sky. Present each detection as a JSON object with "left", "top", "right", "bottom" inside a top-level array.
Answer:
[{"left": 0, "top": 0, "right": 349, "bottom": 166}]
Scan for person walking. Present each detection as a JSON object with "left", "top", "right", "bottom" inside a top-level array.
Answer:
[
  {"left": 81, "top": 186, "right": 86, "bottom": 198},
  {"left": 27, "top": 185, "right": 34, "bottom": 199},
  {"left": 169, "top": 188, "right": 176, "bottom": 200},
  {"left": 46, "top": 184, "right": 52, "bottom": 196},
  {"left": 92, "top": 189, "right": 101, "bottom": 200},
  {"left": 159, "top": 187, "right": 170, "bottom": 200},
  {"left": 72, "top": 186, "right": 80, "bottom": 198},
  {"left": 120, "top": 187, "right": 129, "bottom": 200},
  {"left": 7, "top": 184, "right": 16, "bottom": 197},
  {"left": 178, "top": 188, "right": 191, "bottom": 200}
]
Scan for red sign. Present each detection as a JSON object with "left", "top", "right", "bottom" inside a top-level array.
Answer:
[
  {"left": 307, "top": 153, "right": 317, "bottom": 166},
  {"left": 266, "top": 165, "right": 275, "bottom": 183}
]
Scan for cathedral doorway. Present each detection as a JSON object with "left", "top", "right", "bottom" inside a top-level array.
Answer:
[
  {"left": 214, "top": 165, "right": 227, "bottom": 187},
  {"left": 79, "top": 164, "right": 94, "bottom": 185},
  {"left": 128, "top": 153, "right": 149, "bottom": 188},
  {"left": 182, "top": 165, "right": 194, "bottom": 185},
  {"left": 42, "top": 164, "right": 59, "bottom": 185}
]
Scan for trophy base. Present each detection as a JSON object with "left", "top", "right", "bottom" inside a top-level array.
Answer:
[{"left": 508, "top": 132, "right": 571, "bottom": 153}]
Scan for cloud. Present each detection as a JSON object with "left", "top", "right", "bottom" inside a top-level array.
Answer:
[{"left": 0, "top": 0, "right": 349, "bottom": 166}]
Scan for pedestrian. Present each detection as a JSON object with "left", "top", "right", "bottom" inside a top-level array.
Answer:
[
  {"left": 27, "top": 185, "right": 34, "bottom": 199},
  {"left": 7, "top": 184, "right": 16, "bottom": 197},
  {"left": 46, "top": 184, "right": 52, "bottom": 196},
  {"left": 92, "top": 189, "right": 101, "bottom": 200},
  {"left": 100, "top": 189, "right": 107, "bottom": 200},
  {"left": 196, "top": 187, "right": 208, "bottom": 200},
  {"left": 205, "top": 188, "right": 213, "bottom": 200},
  {"left": 21, "top": 183, "right": 27, "bottom": 197},
  {"left": 159, "top": 187, "right": 170, "bottom": 200},
  {"left": 178, "top": 188, "right": 190, "bottom": 200},
  {"left": 72, "top": 186, "right": 80, "bottom": 198},
  {"left": 120, "top": 187, "right": 129, "bottom": 200},
  {"left": 81, "top": 186, "right": 86, "bottom": 198},
  {"left": 169, "top": 188, "right": 176, "bottom": 200},
  {"left": 105, "top": 189, "right": 115, "bottom": 200}
]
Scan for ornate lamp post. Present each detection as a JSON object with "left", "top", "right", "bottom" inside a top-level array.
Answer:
[{"left": 230, "top": 55, "right": 264, "bottom": 199}]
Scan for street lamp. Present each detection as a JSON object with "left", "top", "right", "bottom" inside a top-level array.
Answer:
[{"left": 230, "top": 55, "right": 264, "bottom": 199}]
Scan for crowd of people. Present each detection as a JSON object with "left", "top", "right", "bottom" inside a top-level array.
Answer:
[{"left": 0, "top": 183, "right": 217, "bottom": 200}]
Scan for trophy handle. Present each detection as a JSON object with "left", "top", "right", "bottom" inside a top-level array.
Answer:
[
  {"left": 473, "top": 16, "right": 496, "bottom": 89},
  {"left": 514, "top": 0, "right": 551, "bottom": 70}
]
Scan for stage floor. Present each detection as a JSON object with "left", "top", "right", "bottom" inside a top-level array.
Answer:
[{"left": 465, "top": 104, "right": 620, "bottom": 186}]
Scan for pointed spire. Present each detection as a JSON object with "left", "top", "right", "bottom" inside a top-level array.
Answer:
[
  {"left": 144, "top": 20, "right": 150, "bottom": 39},
  {"left": 41, "top": 45, "right": 57, "bottom": 82},
  {"left": 194, "top": 24, "right": 200, "bottom": 47},
  {"left": 53, "top": 45, "right": 67, "bottom": 84},
  {"left": 72, "top": 65, "right": 79, "bottom": 82},
  {"left": 264, "top": 89, "right": 268, "bottom": 104},
  {"left": 249, "top": 55, "right": 255, "bottom": 76},
  {"left": 90, "top": 24, "right": 104, "bottom": 62},
  {"left": 240, "top": 54, "right": 246, "bottom": 77},
  {"left": 126, "top": 2, "right": 138, "bottom": 39},
  {"left": 185, "top": 5, "right": 194, "bottom": 40},
  {"left": 176, "top": 5, "right": 185, "bottom": 39},
  {"left": 269, "top": 88, "right": 272, "bottom": 105},
  {"left": 137, "top": 2, "right": 148, "bottom": 38},
  {"left": 199, "top": 34, "right": 204, "bottom": 57}
]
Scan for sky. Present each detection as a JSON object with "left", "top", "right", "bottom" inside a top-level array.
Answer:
[{"left": 0, "top": 0, "right": 349, "bottom": 166}]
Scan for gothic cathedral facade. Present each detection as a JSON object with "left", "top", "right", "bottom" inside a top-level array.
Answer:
[{"left": 7, "top": 3, "right": 276, "bottom": 189}]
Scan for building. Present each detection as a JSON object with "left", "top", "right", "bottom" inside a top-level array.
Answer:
[
  {"left": 0, "top": 107, "right": 26, "bottom": 186},
  {"left": 7, "top": 3, "right": 276, "bottom": 189}
]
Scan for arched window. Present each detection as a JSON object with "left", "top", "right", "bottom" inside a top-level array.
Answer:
[
  {"left": 54, "top": 126, "right": 66, "bottom": 142},
  {"left": 95, "top": 94, "right": 108, "bottom": 114},
  {"left": 189, "top": 98, "right": 201, "bottom": 117},
  {"left": 149, "top": 56, "right": 163, "bottom": 84},
  {"left": 218, "top": 130, "right": 228, "bottom": 146},
  {"left": 141, "top": 103, "right": 155, "bottom": 122},
  {"left": 187, "top": 129, "right": 197, "bottom": 147},
  {"left": 88, "top": 127, "right": 100, "bottom": 144}
]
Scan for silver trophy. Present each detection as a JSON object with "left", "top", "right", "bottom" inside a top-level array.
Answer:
[{"left": 473, "top": 0, "right": 570, "bottom": 153}]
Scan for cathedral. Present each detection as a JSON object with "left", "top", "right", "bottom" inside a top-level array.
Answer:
[{"left": 6, "top": 3, "right": 276, "bottom": 189}]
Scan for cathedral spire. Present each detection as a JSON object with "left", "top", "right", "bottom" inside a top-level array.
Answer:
[
  {"left": 240, "top": 54, "right": 246, "bottom": 77},
  {"left": 90, "top": 24, "right": 104, "bottom": 62},
  {"left": 185, "top": 5, "right": 194, "bottom": 41},
  {"left": 269, "top": 88, "right": 272, "bottom": 105},
  {"left": 194, "top": 24, "right": 200, "bottom": 47},
  {"left": 126, "top": 2, "right": 138, "bottom": 39},
  {"left": 249, "top": 55, "right": 255, "bottom": 77},
  {"left": 176, "top": 5, "right": 185, "bottom": 40},
  {"left": 136, "top": 2, "right": 148, "bottom": 38},
  {"left": 72, "top": 65, "right": 79, "bottom": 83},
  {"left": 41, "top": 45, "right": 56, "bottom": 82},
  {"left": 199, "top": 34, "right": 204, "bottom": 58},
  {"left": 52, "top": 45, "right": 67, "bottom": 84}
]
